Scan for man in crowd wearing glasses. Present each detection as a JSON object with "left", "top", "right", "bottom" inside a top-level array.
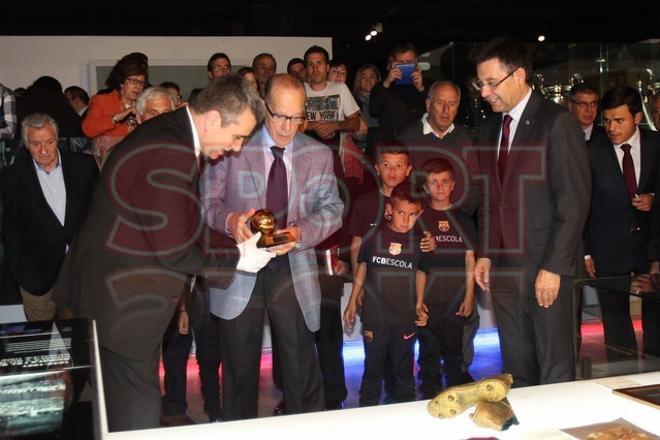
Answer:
[
  {"left": 471, "top": 37, "right": 590, "bottom": 386},
  {"left": 189, "top": 53, "right": 233, "bottom": 104},
  {"left": 202, "top": 73, "right": 343, "bottom": 420},
  {"left": 568, "top": 82, "right": 606, "bottom": 143}
]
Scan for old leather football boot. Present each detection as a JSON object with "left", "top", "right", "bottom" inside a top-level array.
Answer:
[
  {"left": 427, "top": 373, "right": 513, "bottom": 418},
  {"left": 470, "top": 398, "right": 519, "bottom": 431}
]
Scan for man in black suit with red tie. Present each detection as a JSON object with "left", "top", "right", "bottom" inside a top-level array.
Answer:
[
  {"left": 53, "top": 76, "right": 275, "bottom": 432},
  {"left": 471, "top": 37, "right": 591, "bottom": 387},
  {"left": 584, "top": 86, "right": 660, "bottom": 359}
]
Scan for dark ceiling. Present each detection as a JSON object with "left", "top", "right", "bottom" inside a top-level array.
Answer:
[{"left": 2, "top": 1, "right": 659, "bottom": 63}]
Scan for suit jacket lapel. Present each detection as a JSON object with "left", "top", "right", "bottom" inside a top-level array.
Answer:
[
  {"left": 288, "top": 136, "right": 303, "bottom": 223},
  {"left": 62, "top": 154, "right": 75, "bottom": 230},
  {"left": 599, "top": 141, "right": 630, "bottom": 200},
  {"left": 246, "top": 129, "right": 267, "bottom": 208},
  {"left": 480, "top": 116, "right": 502, "bottom": 190},
  {"left": 638, "top": 130, "right": 652, "bottom": 190},
  {"left": 502, "top": 91, "right": 540, "bottom": 186}
]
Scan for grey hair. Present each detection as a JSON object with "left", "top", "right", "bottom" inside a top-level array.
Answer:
[
  {"left": 136, "top": 86, "right": 176, "bottom": 116},
  {"left": 427, "top": 80, "right": 461, "bottom": 101},
  {"left": 22, "top": 113, "right": 59, "bottom": 147}
]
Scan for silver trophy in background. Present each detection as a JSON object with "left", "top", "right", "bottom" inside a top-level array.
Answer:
[
  {"left": 533, "top": 73, "right": 584, "bottom": 107},
  {"left": 636, "top": 68, "right": 658, "bottom": 131}
]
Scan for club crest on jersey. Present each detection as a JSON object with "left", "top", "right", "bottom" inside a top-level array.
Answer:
[
  {"left": 438, "top": 220, "right": 450, "bottom": 232},
  {"left": 389, "top": 242, "right": 402, "bottom": 256}
]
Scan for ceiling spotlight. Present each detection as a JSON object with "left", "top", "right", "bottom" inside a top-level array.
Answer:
[
  {"left": 370, "top": 30, "right": 377, "bottom": 36},
  {"left": 537, "top": 34, "right": 546, "bottom": 42},
  {"left": 365, "top": 34, "right": 372, "bottom": 41}
]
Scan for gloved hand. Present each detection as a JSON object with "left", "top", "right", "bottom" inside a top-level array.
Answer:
[{"left": 235, "top": 232, "right": 274, "bottom": 272}]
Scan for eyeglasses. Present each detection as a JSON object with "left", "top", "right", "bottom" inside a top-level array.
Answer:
[
  {"left": 212, "top": 64, "right": 231, "bottom": 73},
  {"left": 125, "top": 77, "right": 146, "bottom": 87},
  {"left": 571, "top": 100, "right": 598, "bottom": 110},
  {"left": 472, "top": 67, "right": 519, "bottom": 91},
  {"left": 265, "top": 102, "right": 306, "bottom": 125}
]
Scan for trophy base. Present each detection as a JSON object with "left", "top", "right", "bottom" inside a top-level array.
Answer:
[{"left": 257, "top": 231, "right": 296, "bottom": 248}]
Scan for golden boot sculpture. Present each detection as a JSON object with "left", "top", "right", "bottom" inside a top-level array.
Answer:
[{"left": 427, "top": 373, "right": 513, "bottom": 418}]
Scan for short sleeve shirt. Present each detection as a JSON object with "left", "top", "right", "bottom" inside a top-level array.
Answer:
[{"left": 358, "top": 225, "right": 422, "bottom": 325}]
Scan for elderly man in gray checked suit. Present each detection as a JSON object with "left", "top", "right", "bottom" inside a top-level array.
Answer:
[{"left": 201, "top": 73, "right": 343, "bottom": 420}]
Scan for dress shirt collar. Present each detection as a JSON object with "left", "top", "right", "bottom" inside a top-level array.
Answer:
[
  {"left": 503, "top": 87, "right": 532, "bottom": 124},
  {"left": 185, "top": 106, "right": 201, "bottom": 158},
  {"left": 261, "top": 125, "right": 294, "bottom": 152},
  {"left": 32, "top": 149, "right": 62, "bottom": 174},
  {"left": 613, "top": 126, "right": 640, "bottom": 151},
  {"left": 421, "top": 113, "right": 455, "bottom": 139}
]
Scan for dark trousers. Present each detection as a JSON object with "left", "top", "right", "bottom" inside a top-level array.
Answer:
[
  {"left": 100, "top": 346, "right": 161, "bottom": 432},
  {"left": 417, "top": 303, "right": 466, "bottom": 398},
  {"left": 314, "top": 273, "right": 348, "bottom": 402},
  {"left": 220, "top": 262, "right": 324, "bottom": 420},
  {"left": 161, "top": 310, "right": 222, "bottom": 420},
  {"left": 491, "top": 266, "right": 575, "bottom": 387},
  {"left": 462, "top": 305, "right": 480, "bottom": 371},
  {"left": 272, "top": 273, "right": 348, "bottom": 404},
  {"left": 597, "top": 252, "right": 659, "bottom": 359},
  {"left": 359, "top": 323, "right": 416, "bottom": 406},
  {"left": 642, "top": 297, "right": 660, "bottom": 357}
]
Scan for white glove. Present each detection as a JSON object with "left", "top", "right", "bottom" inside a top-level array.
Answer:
[{"left": 235, "top": 232, "right": 275, "bottom": 273}]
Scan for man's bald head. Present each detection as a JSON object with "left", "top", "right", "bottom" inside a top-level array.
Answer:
[
  {"left": 263, "top": 74, "right": 307, "bottom": 147},
  {"left": 264, "top": 73, "right": 306, "bottom": 106}
]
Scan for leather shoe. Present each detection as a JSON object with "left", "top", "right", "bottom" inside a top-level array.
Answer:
[
  {"left": 160, "top": 413, "right": 196, "bottom": 427},
  {"left": 325, "top": 400, "right": 343, "bottom": 410},
  {"left": 273, "top": 400, "right": 286, "bottom": 416},
  {"left": 427, "top": 373, "right": 513, "bottom": 418},
  {"left": 470, "top": 398, "right": 519, "bottom": 431}
]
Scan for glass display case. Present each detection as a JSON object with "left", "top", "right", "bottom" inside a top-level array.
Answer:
[
  {"left": 0, "top": 318, "right": 99, "bottom": 439},
  {"left": 419, "top": 41, "right": 660, "bottom": 132}
]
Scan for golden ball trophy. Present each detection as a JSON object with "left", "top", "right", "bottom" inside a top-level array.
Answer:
[{"left": 249, "top": 209, "right": 296, "bottom": 248}]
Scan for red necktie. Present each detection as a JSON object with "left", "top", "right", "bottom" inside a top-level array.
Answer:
[
  {"left": 498, "top": 114, "right": 513, "bottom": 182},
  {"left": 620, "top": 143, "right": 638, "bottom": 199}
]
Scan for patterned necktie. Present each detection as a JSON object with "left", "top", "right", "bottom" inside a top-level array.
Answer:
[
  {"left": 267, "top": 146, "right": 288, "bottom": 228},
  {"left": 265, "top": 146, "right": 288, "bottom": 273},
  {"left": 498, "top": 114, "right": 513, "bottom": 182},
  {"left": 620, "top": 143, "right": 638, "bottom": 199}
]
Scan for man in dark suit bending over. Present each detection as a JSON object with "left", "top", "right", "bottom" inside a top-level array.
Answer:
[
  {"left": 53, "top": 76, "right": 274, "bottom": 431},
  {"left": 472, "top": 37, "right": 591, "bottom": 386}
]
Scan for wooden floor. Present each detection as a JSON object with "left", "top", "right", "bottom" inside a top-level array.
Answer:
[{"left": 157, "top": 316, "right": 660, "bottom": 425}]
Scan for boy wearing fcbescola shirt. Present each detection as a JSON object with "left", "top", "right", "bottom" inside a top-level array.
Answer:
[
  {"left": 344, "top": 182, "right": 429, "bottom": 406},
  {"left": 415, "top": 159, "right": 477, "bottom": 399}
]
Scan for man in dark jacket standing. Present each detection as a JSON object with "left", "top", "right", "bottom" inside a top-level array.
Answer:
[{"left": 2, "top": 112, "right": 98, "bottom": 321}]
